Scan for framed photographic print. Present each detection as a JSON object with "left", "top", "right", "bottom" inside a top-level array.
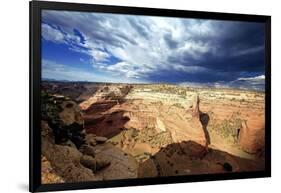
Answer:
[{"left": 30, "top": 1, "right": 271, "bottom": 192}]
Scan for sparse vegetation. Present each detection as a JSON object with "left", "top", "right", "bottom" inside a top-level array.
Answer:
[
  {"left": 209, "top": 111, "right": 243, "bottom": 144},
  {"left": 172, "top": 103, "right": 183, "bottom": 109}
]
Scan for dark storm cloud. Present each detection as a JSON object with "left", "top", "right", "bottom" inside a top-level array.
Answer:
[{"left": 165, "top": 21, "right": 265, "bottom": 84}]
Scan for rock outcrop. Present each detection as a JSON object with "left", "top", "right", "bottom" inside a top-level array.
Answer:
[
  {"left": 186, "top": 94, "right": 208, "bottom": 150},
  {"left": 191, "top": 94, "right": 200, "bottom": 118},
  {"left": 79, "top": 85, "right": 132, "bottom": 110},
  {"left": 238, "top": 117, "right": 265, "bottom": 154},
  {"left": 91, "top": 143, "right": 138, "bottom": 180},
  {"left": 41, "top": 91, "right": 138, "bottom": 184},
  {"left": 80, "top": 155, "right": 111, "bottom": 173},
  {"left": 41, "top": 92, "right": 85, "bottom": 148},
  {"left": 138, "top": 140, "right": 264, "bottom": 178},
  {"left": 41, "top": 121, "right": 99, "bottom": 182},
  {"left": 41, "top": 155, "right": 64, "bottom": 184},
  {"left": 59, "top": 100, "right": 84, "bottom": 126}
]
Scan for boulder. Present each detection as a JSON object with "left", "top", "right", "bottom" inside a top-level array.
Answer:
[
  {"left": 79, "top": 144, "right": 97, "bottom": 157},
  {"left": 59, "top": 101, "right": 84, "bottom": 126},
  {"left": 238, "top": 117, "right": 265, "bottom": 154},
  {"left": 85, "top": 134, "right": 97, "bottom": 146},
  {"left": 95, "top": 136, "right": 108, "bottom": 143},
  {"left": 93, "top": 144, "right": 138, "bottom": 180},
  {"left": 80, "top": 155, "right": 111, "bottom": 173}
]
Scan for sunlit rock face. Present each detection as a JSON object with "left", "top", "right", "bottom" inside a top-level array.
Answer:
[
  {"left": 187, "top": 94, "right": 208, "bottom": 149},
  {"left": 239, "top": 117, "right": 265, "bottom": 154}
]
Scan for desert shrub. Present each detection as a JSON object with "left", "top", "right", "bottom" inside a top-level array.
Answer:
[
  {"left": 209, "top": 112, "right": 242, "bottom": 144},
  {"left": 130, "top": 126, "right": 173, "bottom": 148},
  {"left": 173, "top": 103, "right": 183, "bottom": 108},
  {"left": 131, "top": 129, "right": 139, "bottom": 138},
  {"left": 240, "top": 98, "right": 246, "bottom": 103}
]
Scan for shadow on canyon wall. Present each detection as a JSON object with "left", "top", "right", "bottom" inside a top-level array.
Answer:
[
  {"left": 85, "top": 108, "right": 131, "bottom": 138},
  {"left": 199, "top": 111, "right": 211, "bottom": 145},
  {"left": 138, "top": 140, "right": 265, "bottom": 178},
  {"left": 83, "top": 90, "right": 132, "bottom": 139}
]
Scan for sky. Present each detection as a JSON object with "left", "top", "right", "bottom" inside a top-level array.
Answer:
[{"left": 41, "top": 10, "right": 266, "bottom": 91}]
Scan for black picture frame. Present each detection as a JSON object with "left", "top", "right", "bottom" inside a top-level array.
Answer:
[{"left": 29, "top": 1, "right": 271, "bottom": 192}]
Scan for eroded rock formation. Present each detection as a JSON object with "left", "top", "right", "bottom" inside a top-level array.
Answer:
[
  {"left": 41, "top": 92, "right": 138, "bottom": 183},
  {"left": 41, "top": 121, "right": 99, "bottom": 182},
  {"left": 238, "top": 117, "right": 265, "bottom": 154},
  {"left": 186, "top": 94, "right": 208, "bottom": 151},
  {"left": 41, "top": 92, "right": 85, "bottom": 148}
]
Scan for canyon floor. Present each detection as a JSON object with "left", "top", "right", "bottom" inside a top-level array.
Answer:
[{"left": 41, "top": 82, "right": 265, "bottom": 183}]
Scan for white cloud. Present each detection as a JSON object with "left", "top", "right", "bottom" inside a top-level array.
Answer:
[
  {"left": 237, "top": 75, "right": 265, "bottom": 81},
  {"left": 232, "top": 46, "right": 264, "bottom": 57},
  {"left": 42, "top": 59, "right": 108, "bottom": 82},
  {"left": 90, "top": 49, "right": 110, "bottom": 62},
  {"left": 173, "top": 64, "right": 209, "bottom": 73},
  {"left": 42, "top": 59, "right": 145, "bottom": 83},
  {"left": 42, "top": 23, "right": 65, "bottom": 43},
  {"left": 99, "top": 61, "right": 141, "bottom": 79}
]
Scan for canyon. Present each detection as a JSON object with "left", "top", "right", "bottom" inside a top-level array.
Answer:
[{"left": 41, "top": 81, "right": 265, "bottom": 183}]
